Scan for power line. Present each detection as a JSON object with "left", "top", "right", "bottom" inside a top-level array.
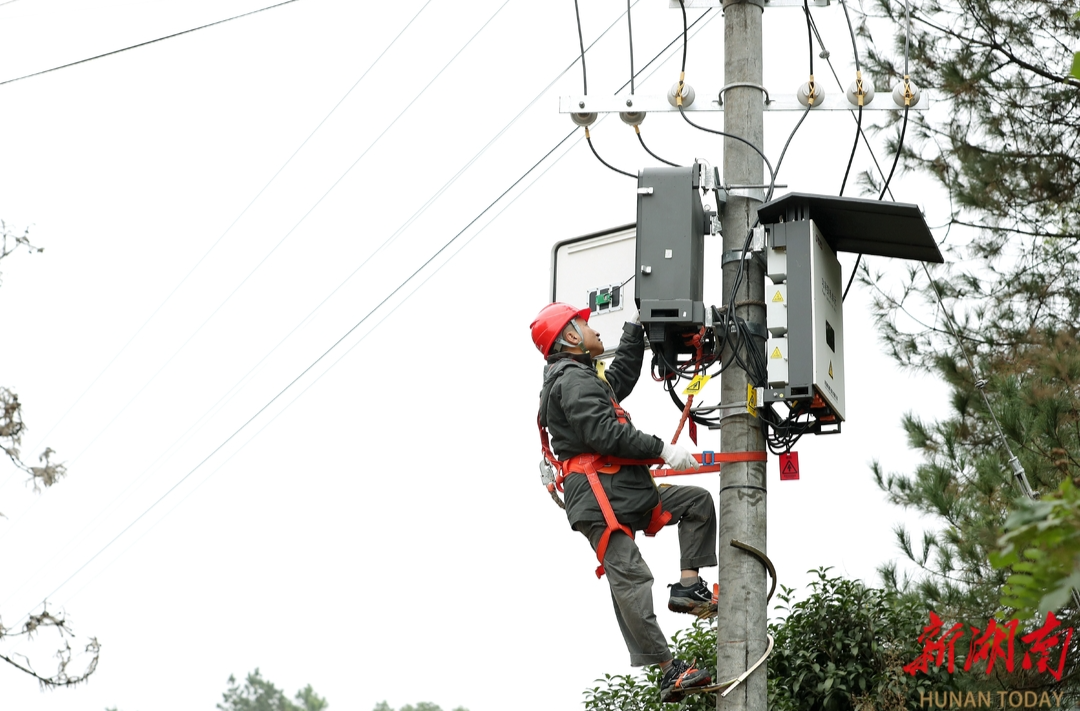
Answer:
[
  {"left": 47, "top": 0, "right": 512, "bottom": 471},
  {"left": 15, "top": 4, "right": 711, "bottom": 615},
  {"left": 7, "top": 0, "right": 640, "bottom": 611},
  {"left": 27, "top": 0, "right": 437, "bottom": 457},
  {"left": 56, "top": 127, "right": 587, "bottom": 614},
  {"left": 25, "top": 127, "right": 581, "bottom": 619},
  {"left": 0, "top": 0, "right": 304, "bottom": 87}
]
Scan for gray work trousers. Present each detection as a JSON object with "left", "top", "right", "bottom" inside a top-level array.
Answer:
[{"left": 578, "top": 484, "right": 717, "bottom": 667}]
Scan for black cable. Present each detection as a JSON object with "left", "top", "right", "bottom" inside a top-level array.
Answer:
[
  {"left": 773, "top": 105, "right": 812, "bottom": 183},
  {"left": 803, "top": 0, "right": 814, "bottom": 77},
  {"left": 581, "top": 0, "right": 714, "bottom": 179},
  {"left": 636, "top": 127, "right": 680, "bottom": 167},
  {"left": 627, "top": 0, "right": 635, "bottom": 95},
  {"left": 679, "top": 107, "right": 776, "bottom": 192},
  {"left": 878, "top": 109, "right": 909, "bottom": 200},
  {"left": 586, "top": 131, "right": 636, "bottom": 178},
  {"left": 0, "top": 0, "right": 303, "bottom": 87},
  {"left": 574, "top": 0, "right": 588, "bottom": 95},
  {"left": 678, "top": 0, "right": 688, "bottom": 73},
  {"left": 878, "top": 0, "right": 912, "bottom": 200},
  {"left": 839, "top": 105, "right": 862, "bottom": 196}
]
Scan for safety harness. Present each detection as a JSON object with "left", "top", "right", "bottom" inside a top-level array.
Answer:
[
  {"left": 537, "top": 360, "right": 767, "bottom": 578},
  {"left": 538, "top": 396, "right": 673, "bottom": 578}
]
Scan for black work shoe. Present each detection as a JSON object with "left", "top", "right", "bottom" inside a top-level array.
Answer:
[
  {"left": 668, "top": 579, "right": 717, "bottom": 617},
  {"left": 660, "top": 658, "right": 712, "bottom": 703}
]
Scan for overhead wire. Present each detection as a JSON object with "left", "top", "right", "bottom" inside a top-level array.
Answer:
[
  {"left": 627, "top": 0, "right": 635, "bottom": 95},
  {"left": 840, "top": 0, "right": 911, "bottom": 301},
  {"left": 573, "top": 0, "right": 634, "bottom": 179},
  {"left": 7, "top": 0, "right": 639, "bottom": 597},
  {"left": 13, "top": 0, "right": 716, "bottom": 620},
  {"left": 671, "top": 0, "right": 777, "bottom": 188},
  {"left": 626, "top": 0, "right": 680, "bottom": 167},
  {"left": 52, "top": 124, "right": 592, "bottom": 617},
  {"left": 22, "top": 129, "right": 583, "bottom": 622},
  {"left": 36, "top": 0, "right": 513, "bottom": 472},
  {"left": 0, "top": 0, "right": 304, "bottom": 87},
  {"left": 26, "top": 0, "right": 437, "bottom": 457},
  {"left": 837, "top": 0, "right": 863, "bottom": 196}
]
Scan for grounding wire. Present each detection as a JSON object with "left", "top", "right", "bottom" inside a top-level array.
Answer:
[
  {"left": 25, "top": 127, "right": 584, "bottom": 621},
  {"left": 41, "top": 0, "right": 513, "bottom": 471},
  {"left": 0, "top": 0, "right": 303, "bottom": 87},
  {"left": 26, "top": 0, "right": 437, "bottom": 456},
  {"left": 14, "top": 1, "right": 699, "bottom": 613},
  {"left": 5, "top": 0, "right": 640, "bottom": 596}
]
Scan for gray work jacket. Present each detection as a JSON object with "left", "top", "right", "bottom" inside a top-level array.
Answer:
[{"left": 538, "top": 322, "right": 665, "bottom": 531}]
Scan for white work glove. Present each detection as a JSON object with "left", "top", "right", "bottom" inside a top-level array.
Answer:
[{"left": 661, "top": 442, "right": 699, "bottom": 470}]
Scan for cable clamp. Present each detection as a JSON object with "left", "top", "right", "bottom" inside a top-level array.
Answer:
[
  {"left": 902, "top": 74, "right": 914, "bottom": 106},
  {"left": 807, "top": 74, "right": 817, "bottom": 106},
  {"left": 855, "top": 70, "right": 865, "bottom": 107},
  {"left": 676, "top": 71, "right": 686, "bottom": 107}
]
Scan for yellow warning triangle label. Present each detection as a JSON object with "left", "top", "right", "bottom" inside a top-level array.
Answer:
[
  {"left": 746, "top": 383, "right": 757, "bottom": 417},
  {"left": 771, "top": 290, "right": 784, "bottom": 303},
  {"left": 683, "top": 374, "right": 711, "bottom": 396},
  {"left": 828, "top": 361, "right": 833, "bottom": 378},
  {"left": 770, "top": 347, "right": 783, "bottom": 359}
]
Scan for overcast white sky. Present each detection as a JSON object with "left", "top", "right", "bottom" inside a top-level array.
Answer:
[{"left": 0, "top": 1, "right": 957, "bottom": 709}]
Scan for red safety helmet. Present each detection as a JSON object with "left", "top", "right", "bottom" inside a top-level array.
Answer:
[{"left": 530, "top": 302, "right": 591, "bottom": 357}]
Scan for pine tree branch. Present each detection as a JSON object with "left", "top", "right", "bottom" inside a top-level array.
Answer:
[{"left": 909, "top": 9, "right": 1080, "bottom": 88}]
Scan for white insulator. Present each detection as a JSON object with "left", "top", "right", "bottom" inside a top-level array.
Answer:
[
  {"left": 666, "top": 82, "right": 696, "bottom": 108},
  {"left": 892, "top": 79, "right": 921, "bottom": 107},
  {"left": 796, "top": 81, "right": 825, "bottom": 108},
  {"left": 619, "top": 111, "right": 646, "bottom": 126},
  {"left": 571, "top": 112, "right": 597, "bottom": 127},
  {"left": 846, "top": 77, "right": 875, "bottom": 106}
]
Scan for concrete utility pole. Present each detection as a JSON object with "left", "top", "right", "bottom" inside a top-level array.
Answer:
[{"left": 717, "top": 0, "right": 768, "bottom": 709}]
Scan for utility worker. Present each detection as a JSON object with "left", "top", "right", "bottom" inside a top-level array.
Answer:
[{"left": 531, "top": 302, "right": 718, "bottom": 703}]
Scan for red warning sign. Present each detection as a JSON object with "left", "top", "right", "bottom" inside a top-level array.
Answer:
[{"left": 779, "top": 452, "right": 800, "bottom": 480}]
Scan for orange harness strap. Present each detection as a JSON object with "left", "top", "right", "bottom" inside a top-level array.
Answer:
[{"left": 538, "top": 394, "right": 767, "bottom": 578}]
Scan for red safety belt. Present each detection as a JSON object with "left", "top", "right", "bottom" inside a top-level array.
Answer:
[{"left": 538, "top": 397, "right": 767, "bottom": 578}]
